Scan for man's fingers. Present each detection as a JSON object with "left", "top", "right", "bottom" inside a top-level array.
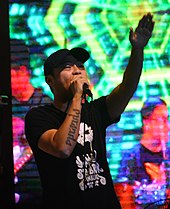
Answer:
[
  {"left": 142, "top": 28, "right": 152, "bottom": 37},
  {"left": 144, "top": 14, "right": 154, "bottom": 30},
  {"left": 138, "top": 15, "right": 146, "bottom": 28},
  {"left": 138, "top": 13, "right": 154, "bottom": 33},
  {"left": 146, "top": 21, "right": 155, "bottom": 32}
]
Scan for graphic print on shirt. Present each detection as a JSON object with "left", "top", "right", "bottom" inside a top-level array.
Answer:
[{"left": 76, "top": 122, "right": 106, "bottom": 191}]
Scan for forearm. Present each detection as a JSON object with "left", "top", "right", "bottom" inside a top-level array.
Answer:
[
  {"left": 122, "top": 47, "right": 144, "bottom": 96},
  {"left": 113, "top": 48, "right": 144, "bottom": 106},
  {"left": 122, "top": 12, "right": 154, "bottom": 96},
  {"left": 53, "top": 95, "right": 82, "bottom": 158},
  {"left": 106, "top": 13, "right": 154, "bottom": 119},
  {"left": 106, "top": 47, "right": 144, "bottom": 119}
]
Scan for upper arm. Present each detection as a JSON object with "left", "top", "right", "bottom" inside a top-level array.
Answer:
[
  {"left": 106, "top": 84, "right": 131, "bottom": 120},
  {"left": 38, "top": 129, "right": 61, "bottom": 158}
]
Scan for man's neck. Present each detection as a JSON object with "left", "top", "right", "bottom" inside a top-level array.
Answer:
[{"left": 53, "top": 100, "right": 71, "bottom": 113}]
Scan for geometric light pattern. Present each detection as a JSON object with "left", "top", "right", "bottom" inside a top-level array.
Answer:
[{"left": 9, "top": 0, "right": 170, "bottom": 207}]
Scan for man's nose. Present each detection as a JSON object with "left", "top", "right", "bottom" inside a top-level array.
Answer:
[{"left": 72, "top": 65, "right": 81, "bottom": 74}]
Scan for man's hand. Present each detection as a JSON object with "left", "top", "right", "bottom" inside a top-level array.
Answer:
[{"left": 129, "top": 13, "right": 155, "bottom": 49}]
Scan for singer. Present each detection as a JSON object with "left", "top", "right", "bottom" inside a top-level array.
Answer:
[{"left": 25, "top": 13, "right": 154, "bottom": 209}]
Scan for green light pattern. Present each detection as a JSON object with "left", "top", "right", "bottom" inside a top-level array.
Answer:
[{"left": 9, "top": 0, "right": 170, "bottom": 185}]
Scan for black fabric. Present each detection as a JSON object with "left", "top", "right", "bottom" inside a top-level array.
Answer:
[{"left": 25, "top": 96, "right": 121, "bottom": 209}]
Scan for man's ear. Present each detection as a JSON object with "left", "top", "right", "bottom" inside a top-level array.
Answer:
[{"left": 45, "top": 75, "right": 54, "bottom": 86}]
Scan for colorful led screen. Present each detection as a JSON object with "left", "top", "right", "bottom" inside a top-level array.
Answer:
[{"left": 9, "top": 0, "right": 170, "bottom": 208}]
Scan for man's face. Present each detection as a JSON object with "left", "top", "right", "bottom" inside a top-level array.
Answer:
[
  {"left": 51, "top": 56, "right": 89, "bottom": 98},
  {"left": 59, "top": 63, "right": 87, "bottom": 85}
]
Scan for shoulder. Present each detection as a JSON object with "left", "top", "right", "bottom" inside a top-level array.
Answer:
[
  {"left": 92, "top": 96, "right": 107, "bottom": 104},
  {"left": 25, "top": 104, "right": 64, "bottom": 121},
  {"left": 25, "top": 105, "right": 51, "bottom": 119},
  {"left": 86, "top": 96, "right": 107, "bottom": 109}
]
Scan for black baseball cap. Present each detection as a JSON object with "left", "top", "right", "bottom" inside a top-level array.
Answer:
[{"left": 44, "top": 47, "right": 90, "bottom": 76}]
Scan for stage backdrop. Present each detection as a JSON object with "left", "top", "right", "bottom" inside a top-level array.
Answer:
[{"left": 9, "top": 0, "right": 170, "bottom": 208}]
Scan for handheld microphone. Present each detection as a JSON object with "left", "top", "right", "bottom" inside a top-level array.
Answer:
[{"left": 83, "top": 83, "right": 93, "bottom": 98}]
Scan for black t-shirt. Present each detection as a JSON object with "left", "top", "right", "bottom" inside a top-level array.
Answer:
[{"left": 25, "top": 96, "right": 121, "bottom": 209}]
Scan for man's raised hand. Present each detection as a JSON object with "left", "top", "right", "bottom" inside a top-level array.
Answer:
[{"left": 129, "top": 13, "right": 155, "bottom": 49}]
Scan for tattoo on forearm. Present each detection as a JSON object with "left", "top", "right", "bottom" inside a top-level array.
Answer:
[{"left": 66, "top": 109, "right": 80, "bottom": 146}]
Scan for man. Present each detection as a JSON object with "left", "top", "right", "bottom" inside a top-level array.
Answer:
[
  {"left": 116, "top": 97, "right": 170, "bottom": 208},
  {"left": 25, "top": 13, "right": 154, "bottom": 209}
]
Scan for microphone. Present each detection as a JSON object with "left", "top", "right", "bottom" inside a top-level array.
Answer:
[{"left": 83, "top": 83, "right": 93, "bottom": 98}]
